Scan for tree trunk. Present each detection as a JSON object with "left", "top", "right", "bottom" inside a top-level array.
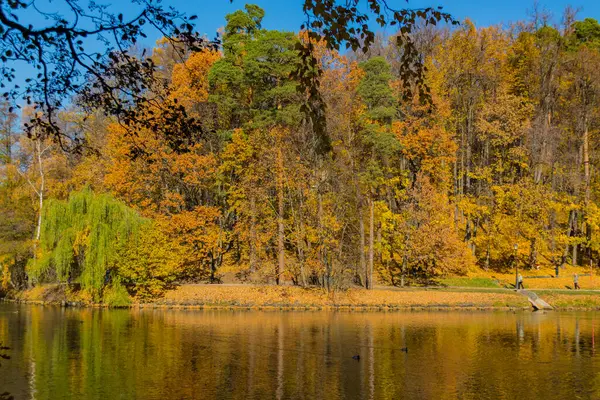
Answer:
[
  {"left": 36, "top": 140, "right": 44, "bottom": 241},
  {"left": 583, "top": 119, "right": 592, "bottom": 262},
  {"left": 249, "top": 194, "right": 257, "bottom": 272},
  {"left": 36, "top": 189, "right": 43, "bottom": 242},
  {"left": 32, "top": 140, "right": 45, "bottom": 264},
  {"left": 360, "top": 214, "right": 366, "bottom": 288},
  {"left": 453, "top": 154, "right": 459, "bottom": 229},
  {"left": 583, "top": 119, "right": 590, "bottom": 204},
  {"left": 471, "top": 220, "right": 477, "bottom": 256},
  {"left": 534, "top": 118, "right": 548, "bottom": 184},
  {"left": 368, "top": 198, "right": 374, "bottom": 290},
  {"left": 465, "top": 104, "right": 473, "bottom": 192},
  {"left": 355, "top": 174, "right": 366, "bottom": 287},
  {"left": 210, "top": 256, "right": 216, "bottom": 283},
  {"left": 317, "top": 189, "right": 326, "bottom": 289},
  {"left": 550, "top": 209, "right": 556, "bottom": 254},
  {"left": 401, "top": 254, "right": 407, "bottom": 287},
  {"left": 562, "top": 209, "right": 574, "bottom": 268},
  {"left": 529, "top": 238, "right": 537, "bottom": 269},
  {"left": 276, "top": 147, "right": 284, "bottom": 285},
  {"left": 572, "top": 211, "right": 578, "bottom": 266},
  {"left": 297, "top": 208, "right": 307, "bottom": 287}
]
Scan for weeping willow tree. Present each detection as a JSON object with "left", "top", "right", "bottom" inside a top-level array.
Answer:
[{"left": 28, "top": 188, "right": 146, "bottom": 296}]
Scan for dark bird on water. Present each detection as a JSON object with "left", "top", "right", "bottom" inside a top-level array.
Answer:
[
  {"left": 400, "top": 347, "right": 408, "bottom": 353},
  {"left": 352, "top": 354, "right": 360, "bottom": 361}
]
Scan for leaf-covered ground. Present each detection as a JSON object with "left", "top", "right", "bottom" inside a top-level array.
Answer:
[
  {"left": 156, "top": 285, "right": 529, "bottom": 309},
  {"left": 9, "top": 280, "right": 600, "bottom": 310}
]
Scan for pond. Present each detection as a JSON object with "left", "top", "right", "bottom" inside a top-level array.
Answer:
[{"left": 0, "top": 302, "right": 599, "bottom": 399}]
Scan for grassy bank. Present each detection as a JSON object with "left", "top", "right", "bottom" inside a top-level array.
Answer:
[
  {"left": 156, "top": 285, "right": 529, "bottom": 309},
  {"left": 0, "top": 284, "right": 534, "bottom": 310},
  {"left": 530, "top": 290, "right": 600, "bottom": 309},
  {"left": 441, "top": 267, "right": 600, "bottom": 290},
  {"left": 6, "top": 281, "right": 600, "bottom": 310}
]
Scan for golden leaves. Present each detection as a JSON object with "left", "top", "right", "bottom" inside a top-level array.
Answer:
[{"left": 170, "top": 50, "right": 221, "bottom": 110}]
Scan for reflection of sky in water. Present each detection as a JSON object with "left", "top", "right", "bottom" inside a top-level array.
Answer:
[{"left": 0, "top": 304, "right": 598, "bottom": 400}]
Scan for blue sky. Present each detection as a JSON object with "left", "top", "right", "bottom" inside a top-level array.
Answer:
[
  {"left": 9, "top": 0, "right": 600, "bottom": 109},
  {"left": 168, "top": 0, "right": 599, "bottom": 40},
  {"left": 18, "top": 0, "right": 600, "bottom": 52}
]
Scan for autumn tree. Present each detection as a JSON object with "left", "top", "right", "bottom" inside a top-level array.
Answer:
[
  {"left": 104, "top": 47, "right": 224, "bottom": 282},
  {"left": 560, "top": 18, "right": 600, "bottom": 265},
  {"left": 210, "top": 5, "right": 303, "bottom": 284}
]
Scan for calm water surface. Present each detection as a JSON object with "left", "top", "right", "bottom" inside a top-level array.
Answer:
[{"left": 1, "top": 302, "right": 599, "bottom": 399}]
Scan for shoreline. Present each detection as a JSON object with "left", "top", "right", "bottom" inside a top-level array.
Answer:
[
  {"left": 3, "top": 284, "right": 600, "bottom": 311},
  {"left": 0, "top": 295, "right": 530, "bottom": 311},
  {"left": 1, "top": 298, "right": 530, "bottom": 312}
]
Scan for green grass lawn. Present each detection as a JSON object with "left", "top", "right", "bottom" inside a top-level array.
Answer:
[
  {"left": 438, "top": 277, "right": 501, "bottom": 288},
  {"left": 531, "top": 289, "right": 600, "bottom": 296}
]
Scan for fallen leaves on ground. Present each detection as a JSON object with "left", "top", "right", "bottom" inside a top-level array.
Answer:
[{"left": 157, "top": 285, "right": 529, "bottom": 309}]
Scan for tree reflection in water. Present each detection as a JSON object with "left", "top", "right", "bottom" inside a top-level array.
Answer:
[
  {"left": 0, "top": 341, "right": 12, "bottom": 400},
  {"left": 0, "top": 306, "right": 599, "bottom": 400}
]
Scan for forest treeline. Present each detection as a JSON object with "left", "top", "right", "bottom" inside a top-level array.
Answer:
[{"left": 1, "top": 5, "right": 599, "bottom": 300}]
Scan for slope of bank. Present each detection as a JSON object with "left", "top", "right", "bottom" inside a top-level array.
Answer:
[
  {"left": 0, "top": 284, "right": 537, "bottom": 310},
  {"left": 156, "top": 285, "right": 535, "bottom": 309},
  {"left": 6, "top": 283, "right": 600, "bottom": 310}
]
